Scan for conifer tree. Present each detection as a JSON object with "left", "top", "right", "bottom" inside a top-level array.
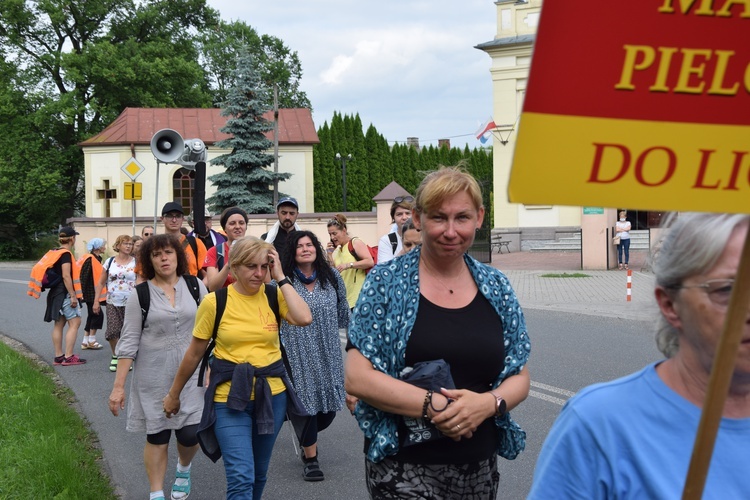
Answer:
[{"left": 208, "top": 49, "right": 290, "bottom": 214}]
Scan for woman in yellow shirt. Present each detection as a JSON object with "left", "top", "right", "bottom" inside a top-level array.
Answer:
[
  {"left": 164, "top": 237, "right": 312, "bottom": 499},
  {"left": 326, "top": 214, "right": 374, "bottom": 308}
]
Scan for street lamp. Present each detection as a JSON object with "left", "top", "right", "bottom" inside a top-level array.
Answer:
[{"left": 335, "top": 153, "right": 352, "bottom": 212}]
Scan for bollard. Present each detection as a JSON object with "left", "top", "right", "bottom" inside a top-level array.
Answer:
[{"left": 626, "top": 269, "right": 632, "bottom": 302}]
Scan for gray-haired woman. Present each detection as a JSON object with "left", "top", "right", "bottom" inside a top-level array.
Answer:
[{"left": 530, "top": 212, "right": 750, "bottom": 498}]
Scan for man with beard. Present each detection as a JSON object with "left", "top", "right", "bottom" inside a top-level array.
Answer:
[{"left": 261, "top": 197, "right": 301, "bottom": 261}]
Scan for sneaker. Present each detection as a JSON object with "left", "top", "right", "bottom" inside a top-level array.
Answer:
[
  {"left": 53, "top": 355, "right": 65, "bottom": 365},
  {"left": 61, "top": 354, "right": 86, "bottom": 366}
]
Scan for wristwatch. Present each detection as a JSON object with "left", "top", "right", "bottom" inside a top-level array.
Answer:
[
  {"left": 277, "top": 277, "right": 291, "bottom": 287},
  {"left": 491, "top": 391, "right": 507, "bottom": 417},
  {"left": 348, "top": 262, "right": 354, "bottom": 269}
]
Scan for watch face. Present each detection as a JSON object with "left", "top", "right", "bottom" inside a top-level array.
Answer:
[{"left": 497, "top": 397, "right": 507, "bottom": 416}]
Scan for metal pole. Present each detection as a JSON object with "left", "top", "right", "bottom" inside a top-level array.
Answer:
[
  {"left": 153, "top": 160, "right": 160, "bottom": 232},
  {"left": 132, "top": 200, "right": 136, "bottom": 236},
  {"left": 342, "top": 156, "right": 347, "bottom": 212}
]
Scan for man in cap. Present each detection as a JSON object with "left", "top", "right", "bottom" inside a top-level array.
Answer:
[
  {"left": 187, "top": 207, "right": 226, "bottom": 251},
  {"left": 261, "top": 197, "right": 301, "bottom": 261},
  {"left": 161, "top": 201, "right": 207, "bottom": 278}
]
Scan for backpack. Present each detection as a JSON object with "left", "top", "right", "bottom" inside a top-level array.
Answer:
[
  {"left": 135, "top": 275, "right": 201, "bottom": 331},
  {"left": 387, "top": 232, "right": 398, "bottom": 253},
  {"left": 196, "top": 283, "right": 279, "bottom": 387},
  {"left": 216, "top": 242, "right": 228, "bottom": 270},
  {"left": 347, "top": 237, "right": 378, "bottom": 273}
]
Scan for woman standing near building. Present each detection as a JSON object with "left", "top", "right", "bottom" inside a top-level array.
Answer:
[
  {"left": 78, "top": 238, "right": 106, "bottom": 350},
  {"left": 616, "top": 210, "right": 632, "bottom": 270}
]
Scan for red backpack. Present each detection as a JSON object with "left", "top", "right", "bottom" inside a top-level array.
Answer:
[{"left": 347, "top": 237, "right": 378, "bottom": 273}]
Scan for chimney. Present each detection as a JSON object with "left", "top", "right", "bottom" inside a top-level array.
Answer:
[
  {"left": 438, "top": 139, "right": 450, "bottom": 149},
  {"left": 406, "top": 137, "right": 420, "bottom": 151}
]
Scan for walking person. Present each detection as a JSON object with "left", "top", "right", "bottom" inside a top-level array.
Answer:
[
  {"left": 204, "top": 207, "right": 248, "bottom": 291},
  {"left": 262, "top": 197, "right": 301, "bottom": 261},
  {"left": 163, "top": 237, "right": 312, "bottom": 500},
  {"left": 161, "top": 202, "right": 208, "bottom": 279},
  {"left": 376, "top": 196, "right": 414, "bottom": 264},
  {"left": 396, "top": 217, "right": 422, "bottom": 257},
  {"left": 280, "top": 230, "right": 350, "bottom": 481},
  {"left": 108, "top": 234, "right": 207, "bottom": 500},
  {"left": 188, "top": 207, "right": 226, "bottom": 251},
  {"left": 31, "top": 226, "right": 87, "bottom": 365},
  {"left": 616, "top": 210, "right": 632, "bottom": 270},
  {"left": 94, "top": 234, "right": 137, "bottom": 372},
  {"left": 78, "top": 238, "right": 106, "bottom": 350},
  {"left": 345, "top": 166, "right": 531, "bottom": 499},
  {"left": 326, "top": 214, "right": 374, "bottom": 309}
]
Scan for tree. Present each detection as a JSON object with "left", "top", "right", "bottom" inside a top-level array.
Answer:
[
  {"left": 200, "top": 20, "right": 311, "bottom": 109},
  {"left": 208, "top": 50, "right": 290, "bottom": 214}
]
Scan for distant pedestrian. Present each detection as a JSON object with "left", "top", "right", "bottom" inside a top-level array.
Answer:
[
  {"left": 94, "top": 235, "right": 137, "bottom": 372},
  {"left": 131, "top": 236, "right": 143, "bottom": 257},
  {"left": 326, "top": 214, "right": 374, "bottom": 309},
  {"left": 188, "top": 207, "right": 226, "bottom": 251},
  {"left": 396, "top": 217, "right": 421, "bottom": 257},
  {"left": 141, "top": 226, "right": 154, "bottom": 239},
  {"left": 280, "top": 230, "right": 349, "bottom": 482},
  {"left": 34, "top": 227, "right": 87, "bottom": 366},
  {"left": 109, "top": 234, "right": 207, "bottom": 500},
  {"left": 377, "top": 196, "right": 414, "bottom": 264},
  {"left": 262, "top": 197, "right": 301, "bottom": 261},
  {"left": 616, "top": 210, "right": 631, "bottom": 270},
  {"left": 78, "top": 238, "right": 106, "bottom": 350},
  {"left": 204, "top": 207, "right": 248, "bottom": 291},
  {"left": 161, "top": 202, "right": 207, "bottom": 279}
]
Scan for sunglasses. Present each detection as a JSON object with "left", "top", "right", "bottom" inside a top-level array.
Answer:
[{"left": 394, "top": 196, "right": 414, "bottom": 203}]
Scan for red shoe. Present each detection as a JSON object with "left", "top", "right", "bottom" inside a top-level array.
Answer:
[
  {"left": 53, "top": 355, "right": 65, "bottom": 365},
  {"left": 61, "top": 354, "right": 87, "bottom": 366}
]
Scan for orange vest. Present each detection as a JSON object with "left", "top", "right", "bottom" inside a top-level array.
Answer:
[
  {"left": 77, "top": 253, "right": 104, "bottom": 301},
  {"left": 27, "top": 248, "right": 82, "bottom": 299}
]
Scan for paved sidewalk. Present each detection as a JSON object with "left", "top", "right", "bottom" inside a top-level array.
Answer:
[{"left": 489, "top": 250, "right": 658, "bottom": 322}]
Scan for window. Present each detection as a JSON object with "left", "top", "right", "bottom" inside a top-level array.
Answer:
[{"left": 172, "top": 169, "right": 195, "bottom": 215}]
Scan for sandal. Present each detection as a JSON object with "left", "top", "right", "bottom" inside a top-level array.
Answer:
[
  {"left": 171, "top": 469, "right": 191, "bottom": 500},
  {"left": 624, "top": 264, "right": 629, "bottom": 270},
  {"left": 82, "top": 341, "right": 104, "bottom": 350},
  {"left": 618, "top": 264, "right": 623, "bottom": 270},
  {"left": 302, "top": 456, "right": 324, "bottom": 482}
]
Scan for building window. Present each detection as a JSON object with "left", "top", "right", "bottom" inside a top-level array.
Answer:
[{"left": 172, "top": 169, "right": 195, "bottom": 215}]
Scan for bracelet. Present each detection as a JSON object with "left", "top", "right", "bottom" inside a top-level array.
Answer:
[
  {"left": 429, "top": 393, "right": 451, "bottom": 413},
  {"left": 422, "top": 390, "right": 433, "bottom": 419},
  {"left": 277, "top": 277, "right": 291, "bottom": 287}
]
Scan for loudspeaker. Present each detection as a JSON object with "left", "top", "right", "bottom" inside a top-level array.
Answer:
[{"left": 150, "top": 129, "right": 184, "bottom": 163}]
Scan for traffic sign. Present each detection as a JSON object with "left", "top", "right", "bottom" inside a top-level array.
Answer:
[
  {"left": 121, "top": 158, "right": 145, "bottom": 181},
  {"left": 124, "top": 182, "right": 142, "bottom": 200}
]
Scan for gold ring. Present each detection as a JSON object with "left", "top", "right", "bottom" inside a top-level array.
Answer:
[{"left": 455, "top": 424, "right": 461, "bottom": 431}]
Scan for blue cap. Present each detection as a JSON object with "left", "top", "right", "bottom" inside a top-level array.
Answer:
[{"left": 276, "top": 197, "right": 299, "bottom": 210}]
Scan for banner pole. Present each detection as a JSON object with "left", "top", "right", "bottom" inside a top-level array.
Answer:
[{"left": 682, "top": 230, "right": 750, "bottom": 499}]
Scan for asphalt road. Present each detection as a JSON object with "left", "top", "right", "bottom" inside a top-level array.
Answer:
[{"left": 1, "top": 269, "right": 662, "bottom": 499}]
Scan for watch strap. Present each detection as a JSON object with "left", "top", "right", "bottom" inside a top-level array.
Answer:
[{"left": 277, "top": 277, "right": 291, "bottom": 288}]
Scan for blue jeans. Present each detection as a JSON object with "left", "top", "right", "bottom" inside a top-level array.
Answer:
[
  {"left": 214, "top": 392, "right": 287, "bottom": 500},
  {"left": 618, "top": 238, "right": 631, "bottom": 264}
]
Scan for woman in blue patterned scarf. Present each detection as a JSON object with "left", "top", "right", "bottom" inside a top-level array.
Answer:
[{"left": 345, "top": 165, "right": 531, "bottom": 499}]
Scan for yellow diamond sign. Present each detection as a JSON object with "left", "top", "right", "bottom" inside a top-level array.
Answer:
[{"left": 121, "top": 158, "right": 145, "bottom": 181}]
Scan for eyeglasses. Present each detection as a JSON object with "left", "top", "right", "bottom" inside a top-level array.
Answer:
[
  {"left": 394, "top": 196, "right": 414, "bottom": 203},
  {"left": 669, "top": 279, "right": 734, "bottom": 307},
  {"left": 164, "top": 214, "right": 183, "bottom": 220}
]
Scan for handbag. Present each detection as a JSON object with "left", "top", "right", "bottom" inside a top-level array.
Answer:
[
  {"left": 399, "top": 359, "right": 456, "bottom": 447},
  {"left": 613, "top": 235, "right": 621, "bottom": 245}
]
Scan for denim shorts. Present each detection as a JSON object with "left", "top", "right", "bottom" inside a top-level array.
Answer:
[{"left": 60, "top": 295, "right": 81, "bottom": 321}]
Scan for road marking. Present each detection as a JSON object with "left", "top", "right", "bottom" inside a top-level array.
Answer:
[
  {"left": 529, "top": 390, "right": 568, "bottom": 406},
  {"left": 531, "top": 380, "right": 576, "bottom": 398},
  {"left": 0, "top": 279, "right": 27, "bottom": 285}
]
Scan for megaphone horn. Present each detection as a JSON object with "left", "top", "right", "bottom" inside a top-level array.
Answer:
[{"left": 150, "top": 129, "right": 184, "bottom": 163}]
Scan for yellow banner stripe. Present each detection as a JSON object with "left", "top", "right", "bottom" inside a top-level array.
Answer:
[{"left": 509, "top": 113, "right": 750, "bottom": 214}]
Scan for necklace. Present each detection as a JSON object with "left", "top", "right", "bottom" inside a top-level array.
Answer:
[{"left": 421, "top": 258, "right": 462, "bottom": 294}]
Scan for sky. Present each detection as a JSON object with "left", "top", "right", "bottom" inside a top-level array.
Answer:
[{"left": 208, "top": 0, "right": 497, "bottom": 149}]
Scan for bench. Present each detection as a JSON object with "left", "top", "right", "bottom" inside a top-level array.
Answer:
[{"left": 491, "top": 235, "right": 511, "bottom": 254}]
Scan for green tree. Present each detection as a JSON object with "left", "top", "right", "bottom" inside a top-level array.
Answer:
[
  {"left": 200, "top": 20, "right": 311, "bottom": 109},
  {"left": 208, "top": 50, "right": 290, "bottom": 214}
]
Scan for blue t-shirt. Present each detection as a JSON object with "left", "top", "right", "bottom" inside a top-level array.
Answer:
[{"left": 529, "top": 362, "right": 750, "bottom": 499}]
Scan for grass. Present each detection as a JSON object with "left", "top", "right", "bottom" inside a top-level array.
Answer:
[
  {"left": 539, "top": 272, "right": 591, "bottom": 278},
  {"left": 0, "top": 341, "right": 116, "bottom": 499}
]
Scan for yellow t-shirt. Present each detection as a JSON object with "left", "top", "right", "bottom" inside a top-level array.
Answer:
[
  {"left": 333, "top": 242, "right": 367, "bottom": 308},
  {"left": 193, "top": 284, "right": 289, "bottom": 402}
]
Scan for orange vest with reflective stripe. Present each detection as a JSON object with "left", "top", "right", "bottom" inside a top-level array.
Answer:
[
  {"left": 27, "top": 248, "right": 82, "bottom": 299},
  {"left": 77, "top": 253, "right": 104, "bottom": 301}
]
